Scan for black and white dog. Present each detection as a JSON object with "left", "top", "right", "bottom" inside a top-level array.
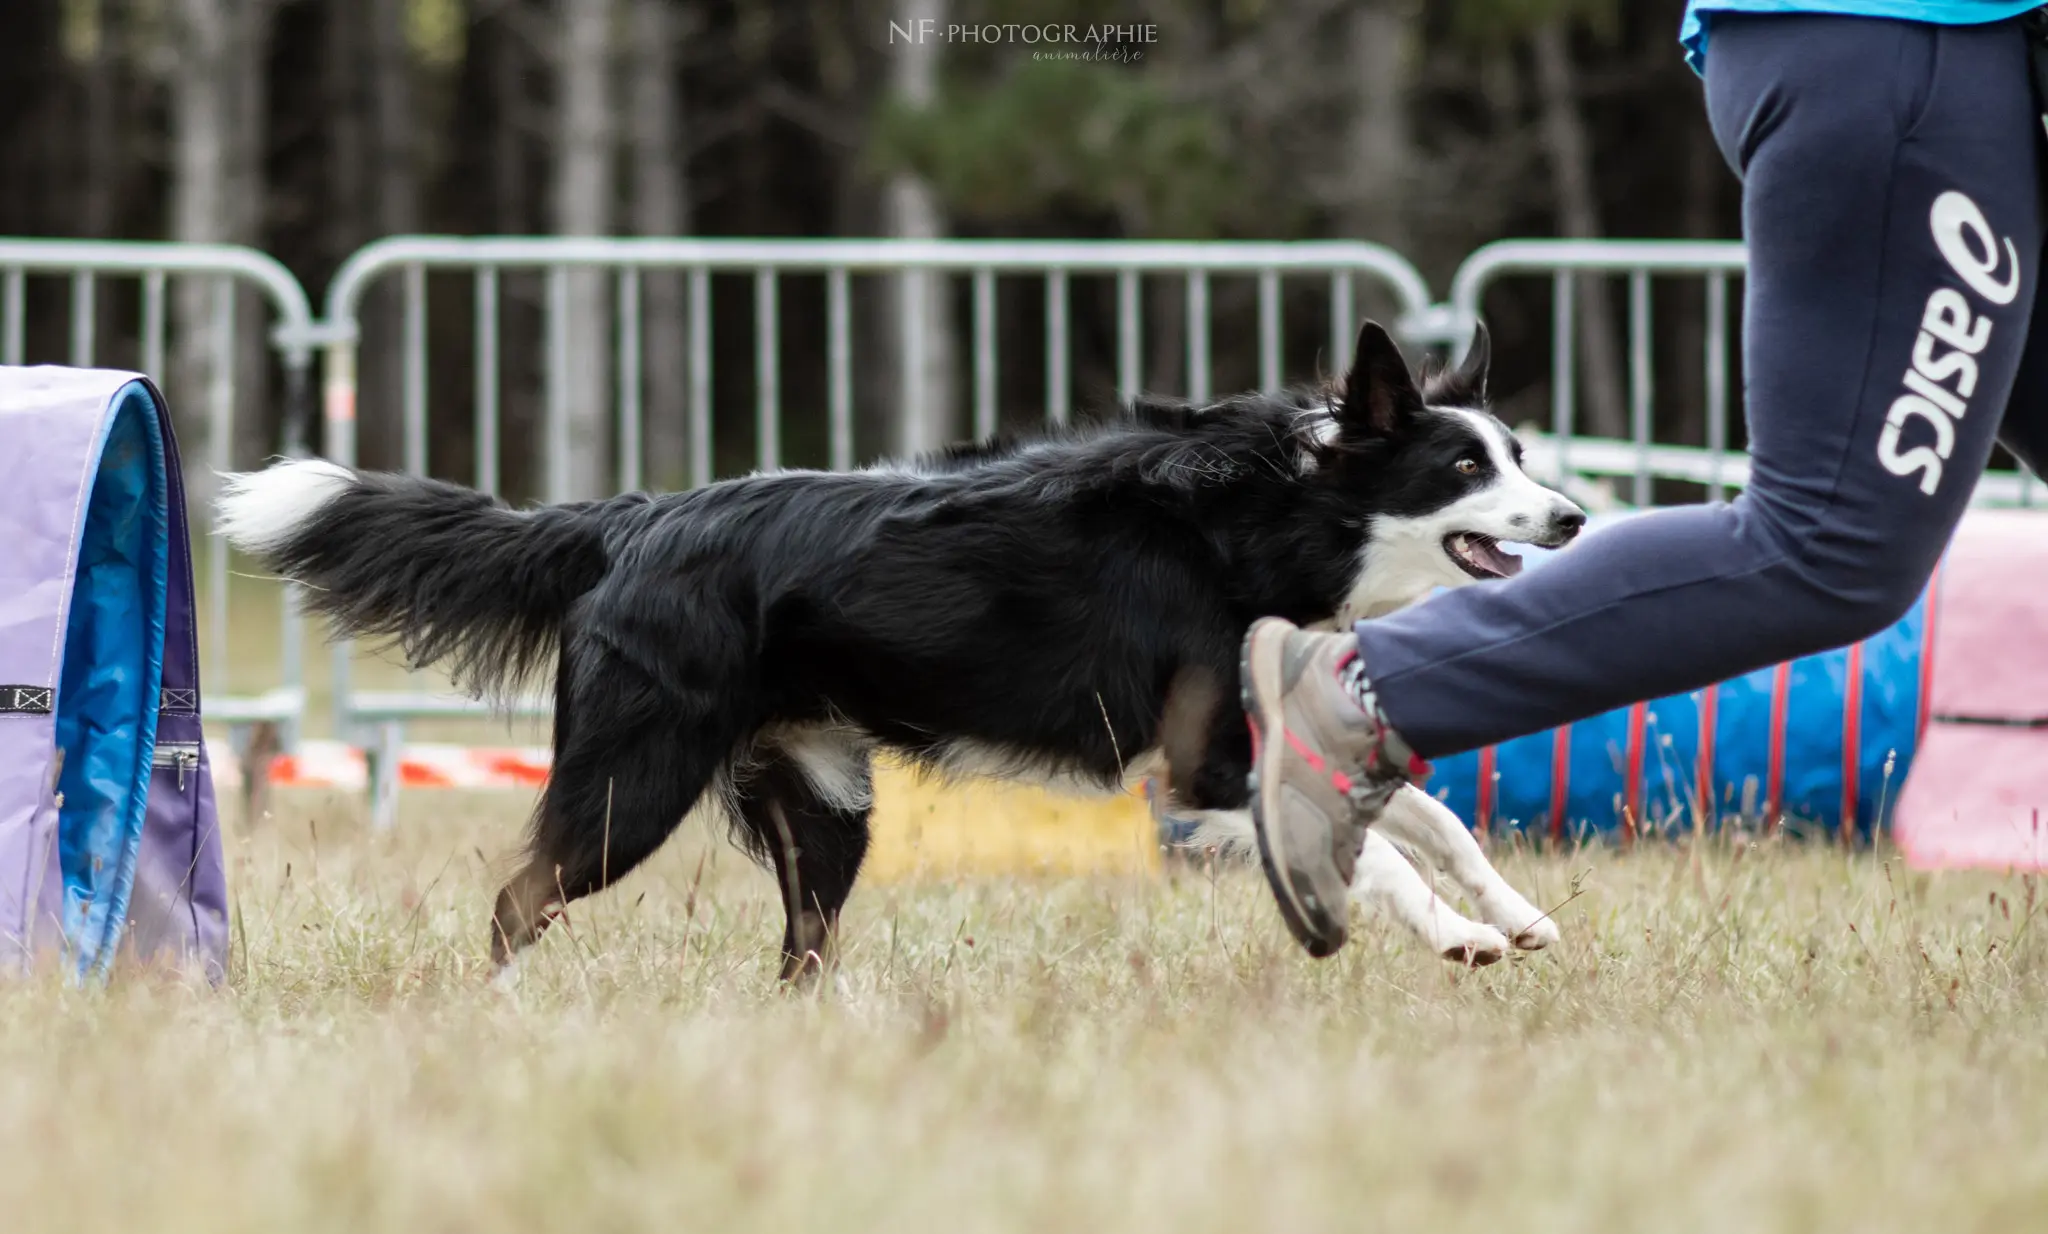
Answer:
[{"left": 218, "top": 321, "right": 1583, "bottom": 976}]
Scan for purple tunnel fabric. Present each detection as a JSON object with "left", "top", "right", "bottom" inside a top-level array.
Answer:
[{"left": 0, "top": 367, "right": 227, "bottom": 981}]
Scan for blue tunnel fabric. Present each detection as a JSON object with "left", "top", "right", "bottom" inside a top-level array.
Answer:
[{"left": 53, "top": 382, "right": 169, "bottom": 977}]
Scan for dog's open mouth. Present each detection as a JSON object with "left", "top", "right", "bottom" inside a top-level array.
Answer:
[{"left": 1443, "top": 533, "right": 1523, "bottom": 580}]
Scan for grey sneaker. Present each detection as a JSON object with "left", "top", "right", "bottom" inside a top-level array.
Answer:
[{"left": 1241, "top": 617, "right": 1426, "bottom": 958}]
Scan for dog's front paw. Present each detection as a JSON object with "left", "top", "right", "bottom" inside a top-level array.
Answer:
[
  {"left": 1434, "top": 920, "right": 1511, "bottom": 967},
  {"left": 1509, "top": 913, "right": 1560, "bottom": 952},
  {"left": 1477, "top": 892, "right": 1561, "bottom": 952}
]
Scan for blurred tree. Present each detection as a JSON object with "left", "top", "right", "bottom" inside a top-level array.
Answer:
[
  {"left": 1445, "top": 0, "right": 1628, "bottom": 437},
  {"left": 628, "top": 0, "right": 695, "bottom": 488},
  {"left": 553, "top": 0, "right": 618, "bottom": 500},
  {"left": 1339, "top": 0, "right": 1420, "bottom": 322},
  {"left": 870, "top": 6, "right": 1247, "bottom": 239},
  {"left": 884, "top": 0, "right": 958, "bottom": 457},
  {"left": 369, "top": 0, "right": 425, "bottom": 469},
  {"left": 164, "top": 0, "right": 277, "bottom": 499}
]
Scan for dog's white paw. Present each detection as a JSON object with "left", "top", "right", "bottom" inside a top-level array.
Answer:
[
  {"left": 489, "top": 956, "right": 523, "bottom": 993},
  {"left": 1509, "top": 913, "right": 1561, "bottom": 952},
  {"left": 1435, "top": 921, "right": 1511, "bottom": 967},
  {"left": 1476, "top": 893, "right": 1561, "bottom": 952}
]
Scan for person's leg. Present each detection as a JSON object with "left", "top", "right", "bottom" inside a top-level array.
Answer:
[{"left": 1247, "top": 13, "right": 2044, "bottom": 956}]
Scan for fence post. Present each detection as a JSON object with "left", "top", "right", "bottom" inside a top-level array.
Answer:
[{"left": 324, "top": 329, "right": 358, "bottom": 739}]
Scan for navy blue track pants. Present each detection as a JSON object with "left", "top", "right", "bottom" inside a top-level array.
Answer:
[{"left": 1359, "top": 13, "right": 2048, "bottom": 758}]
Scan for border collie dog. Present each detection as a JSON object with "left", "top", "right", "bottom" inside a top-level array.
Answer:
[{"left": 218, "top": 321, "right": 1583, "bottom": 977}]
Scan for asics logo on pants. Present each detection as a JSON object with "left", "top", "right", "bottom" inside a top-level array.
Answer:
[{"left": 1879, "top": 190, "right": 2021, "bottom": 496}]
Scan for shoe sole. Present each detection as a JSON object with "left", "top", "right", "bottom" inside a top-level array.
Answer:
[{"left": 1241, "top": 621, "right": 1344, "bottom": 959}]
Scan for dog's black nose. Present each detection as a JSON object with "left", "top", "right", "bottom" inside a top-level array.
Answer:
[{"left": 1551, "top": 507, "right": 1587, "bottom": 543}]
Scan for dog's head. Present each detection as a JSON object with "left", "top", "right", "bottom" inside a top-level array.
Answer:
[{"left": 1313, "top": 320, "right": 1585, "bottom": 621}]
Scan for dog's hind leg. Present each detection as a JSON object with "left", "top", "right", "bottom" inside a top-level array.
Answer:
[
  {"left": 490, "top": 646, "right": 740, "bottom": 967},
  {"left": 1375, "top": 785, "right": 1559, "bottom": 951},
  {"left": 1163, "top": 660, "right": 1247, "bottom": 815},
  {"left": 732, "top": 747, "right": 874, "bottom": 984}
]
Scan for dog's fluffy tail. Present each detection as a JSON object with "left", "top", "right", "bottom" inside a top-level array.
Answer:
[{"left": 217, "top": 459, "right": 610, "bottom": 697}]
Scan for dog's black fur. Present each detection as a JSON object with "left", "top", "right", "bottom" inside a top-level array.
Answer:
[{"left": 241, "top": 321, "right": 1528, "bottom": 975}]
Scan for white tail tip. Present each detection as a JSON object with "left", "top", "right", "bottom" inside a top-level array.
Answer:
[{"left": 214, "top": 458, "right": 356, "bottom": 554}]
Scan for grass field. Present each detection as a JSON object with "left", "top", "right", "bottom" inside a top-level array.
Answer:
[{"left": 5, "top": 788, "right": 2048, "bottom": 1234}]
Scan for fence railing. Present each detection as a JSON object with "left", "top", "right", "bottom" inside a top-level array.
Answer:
[
  {"left": 4, "top": 233, "right": 2042, "bottom": 821},
  {"left": 319, "top": 235, "right": 1447, "bottom": 495},
  {"left": 0, "top": 240, "right": 319, "bottom": 738},
  {"left": 1449, "top": 239, "right": 1748, "bottom": 508}
]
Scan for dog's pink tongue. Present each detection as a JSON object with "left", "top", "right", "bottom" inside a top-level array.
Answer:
[{"left": 1472, "top": 538, "right": 1523, "bottom": 577}]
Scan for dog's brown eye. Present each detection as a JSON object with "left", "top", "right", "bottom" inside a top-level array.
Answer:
[{"left": 1455, "top": 458, "right": 1479, "bottom": 475}]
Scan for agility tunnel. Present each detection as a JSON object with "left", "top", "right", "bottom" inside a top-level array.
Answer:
[{"left": 0, "top": 367, "right": 227, "bottom": 979}]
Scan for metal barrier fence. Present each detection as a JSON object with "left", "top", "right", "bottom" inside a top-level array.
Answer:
[
  {"left": 0, "top": 240, "right": 319, "bottom": 740},
  {"left": 319, "top": 236, "right": 1448, "bottom": 493},
  {"left": 1450, "top": 239, "right": 1746, "bottom": 509},
  {"left": 5, "top": 233, "right": 2043, "bottom": 822}
]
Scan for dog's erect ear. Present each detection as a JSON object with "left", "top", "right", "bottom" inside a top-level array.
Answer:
[
  {"left": 1340, "top": 321, "right": 1422, "bottom": 437},
  {"left": 1426, "top": 321, "right": 1490, "bottom": 407}
]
